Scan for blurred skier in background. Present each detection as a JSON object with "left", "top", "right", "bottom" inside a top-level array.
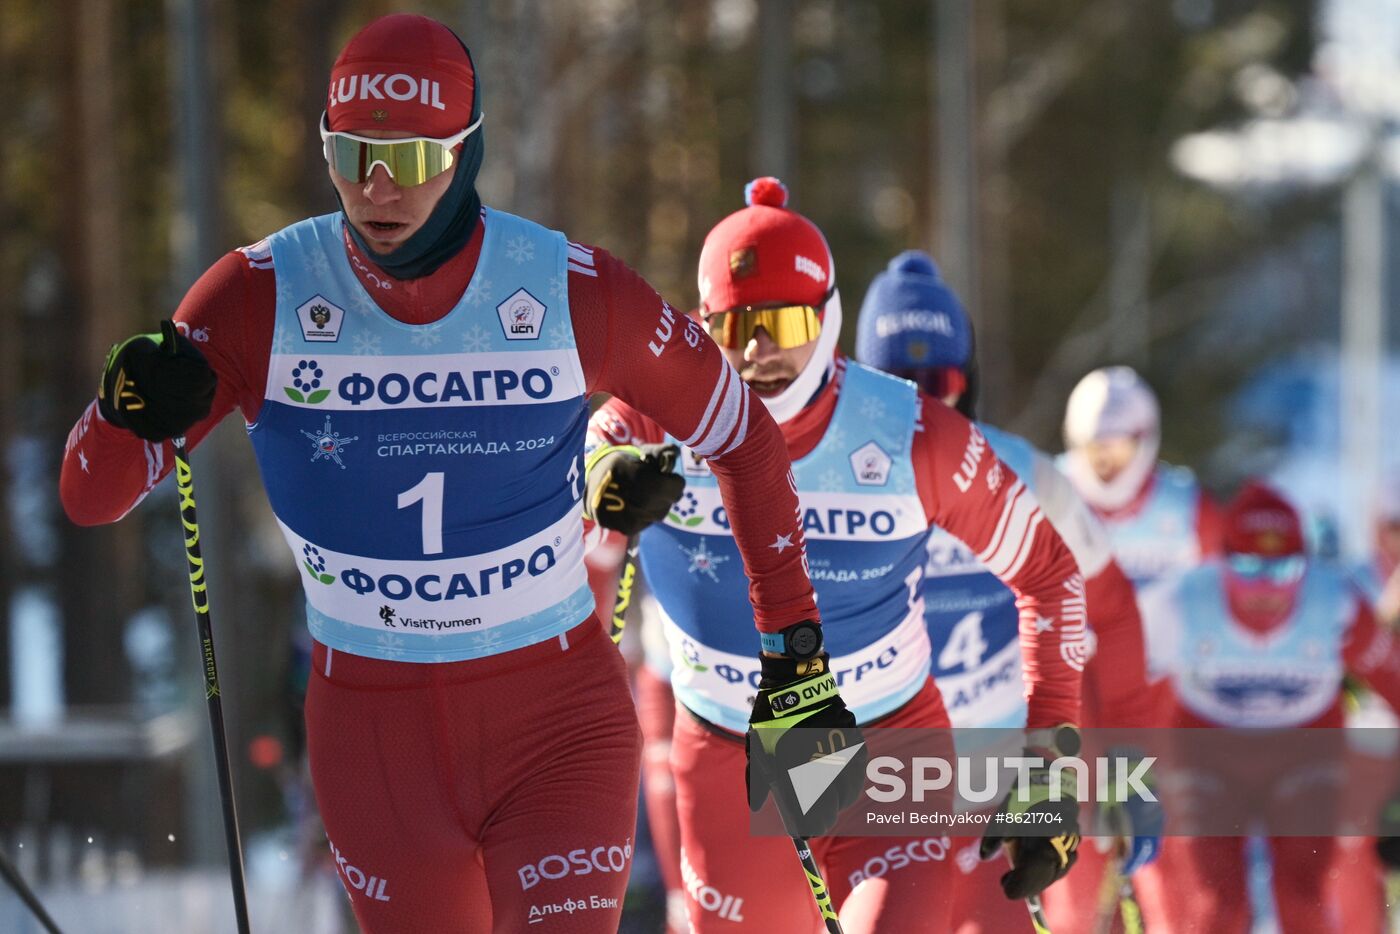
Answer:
[{"left": 855, "top": 251, "right": 1161, "bottom": 934}]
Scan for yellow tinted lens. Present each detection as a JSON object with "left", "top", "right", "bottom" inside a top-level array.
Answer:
[
  {"left": 385, "top": 139, "right": 454, "bottom": 185},
  {"left": 326, "top": 136, "right": 455, "bottom": 186},
  {"left": 708, "top": 306, "right": 821, "bottom": 349}
]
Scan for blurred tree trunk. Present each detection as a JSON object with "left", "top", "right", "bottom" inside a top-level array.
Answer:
[
  {"left": 505, "top": 0, "right": 560, "bottom": 221},
  {"left": 976, "top": 0, "right": 1009, "bottom": 420},
  {"left": 169, "top": 0, "right": 240, "bottom": 866},
  {"left": 55, "top": 0, "right": 138, "bottom": 707},
  {"left": 0, "top": 0, "right": 20, "bottom": 710},
  {"left": 934, "top": 0, "right": 980, "bottom": 367},
  {"left": 753, "top": 0, "right": 794, "bottom": 181},
  {"left": 294, "top": 0, "right": 341, "bottom": 218}
]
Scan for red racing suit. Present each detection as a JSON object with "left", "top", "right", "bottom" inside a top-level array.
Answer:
[
  {"left": 1143, "top": 562, "right": 1400, "bottom": 934},
  {"left": 60, "top": 215, "right": 820, "bottom": 933},
  {"left": 590, "top": 357, "right": 1086, "bottom": 932}
]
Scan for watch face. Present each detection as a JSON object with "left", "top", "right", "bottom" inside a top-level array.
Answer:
[{"left": 789, "top": 624, "right": 821, "bottom": 658}]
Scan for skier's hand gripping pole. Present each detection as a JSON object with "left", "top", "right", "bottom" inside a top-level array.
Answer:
[
  {"left": 98, "top": 317, "right": 215, "bottom": 442},
  {"left": 980, "top": 725, "right": 1083, "bottom": 924},
  {"left": 745, "top": 651, "right": 868, "bottom": 837},
  {"left": 584, "top": 442, "right": 684, "bottom": 537},
  {"left": 587, "top": 443, "right": 679, "bottom": 643},
  {"left": 168, "top": 320, "right": 251, "bottom": 934}
]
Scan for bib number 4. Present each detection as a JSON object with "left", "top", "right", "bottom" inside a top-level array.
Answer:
[{"left": 938, "top": 611, "right": 987, "bottom": 673}]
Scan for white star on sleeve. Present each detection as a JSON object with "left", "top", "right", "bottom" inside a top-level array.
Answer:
[
  {"left": 769, "top": 533, "right": 794, "bottom": 553},
  {"left": 79, "top": 450, "right": 90, "bottom": 473},
  {"left": 1034, "top": 614, "right": 1054, "bottom": 633}
]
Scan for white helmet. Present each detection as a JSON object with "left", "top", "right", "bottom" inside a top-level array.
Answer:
[{"left": 1062, "top": 366, "right": 1161, "bottom": 511}]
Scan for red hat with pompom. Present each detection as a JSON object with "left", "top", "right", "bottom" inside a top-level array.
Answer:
[
  {"left": 697, "top": 177, "right": 834, "bottom": 314},
  {"left": 1224, "top": 482, "right": 1305, "bottom": 557},
  {"left": 327, "top": 14, "right": 477, "bottom": 138}
]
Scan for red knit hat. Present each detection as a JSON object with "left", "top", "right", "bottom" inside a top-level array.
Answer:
[
  {"left": 697, "top": 177, "right": 834, "bottom": 314},
  {"left": 1224, "top": 482, "right": 1305, "bottom": 557},
  {"left": 327, "top": 14, "right": 477, "bottom": 138}
]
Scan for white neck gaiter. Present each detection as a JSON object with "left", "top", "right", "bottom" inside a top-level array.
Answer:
[{"left": 756, "top": 289, "right": 844, "bottom": 425}]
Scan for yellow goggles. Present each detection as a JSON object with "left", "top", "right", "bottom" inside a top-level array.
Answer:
[
  {"left": 319, "top": 112, "right": 484, "bottom": 186},
  {"left": 704, "top": 304, "right": 823, "bottom": 350}
]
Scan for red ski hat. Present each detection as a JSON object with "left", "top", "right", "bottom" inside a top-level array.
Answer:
[
  {"left": 327, "top": 14, "right": 477, "bottom": 138},
  {"left": 697, "top": 177, "right": 834, "bottom": 314},
  {"left": 1224, "top": 482, "right": 1305, "bottom": 557}
]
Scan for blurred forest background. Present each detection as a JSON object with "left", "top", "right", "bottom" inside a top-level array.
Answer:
[{"left": 6, "top": 0, "right": 1399, "bottom": 929}]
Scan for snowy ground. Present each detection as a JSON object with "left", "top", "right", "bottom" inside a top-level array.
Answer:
[{"left": 1, "top": 870, "right": 348, "bottom": 934}]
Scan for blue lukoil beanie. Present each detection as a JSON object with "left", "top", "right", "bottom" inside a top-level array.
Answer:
[{"left": 855, "top": 251, "right": 971, "bottom": 371}]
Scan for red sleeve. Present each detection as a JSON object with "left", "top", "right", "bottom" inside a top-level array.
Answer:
[
  {"left": 1343, "top": 592, "right": 1400, "bottom": 715},
  {"left": 1081, "top": 559, "right": 1152, "bottom": 728},
  {"left": 1196, "top": 491, "right": 1225, "bottom": 557},
  {"left": 587, "top": 396, "right": 666, "bottom": 450},
  {"left": 571, "top": 246, "right": 818, "bottom": 631},
  {"left": 60, "top": 250, "right": 274, "bottom": 526},
  {"left": 912, "top": 398, "right": 1084, "bottom": 728}
]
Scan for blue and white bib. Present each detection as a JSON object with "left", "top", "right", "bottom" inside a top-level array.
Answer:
[
  {"left": 640, "top": 363, "right": 932, "bottom": 732},
  {"left": 1155, "top": 563, "right": 1351, "bottom": 727},
  {"left": 1100, "top": 465, "right": 1204, "bottom": 589},
  {"left": 924, "top": 424, "right": 1039, "bottom": 728},
  {"left": 250, "top": 208, "right": 593, "bottom": 662}
]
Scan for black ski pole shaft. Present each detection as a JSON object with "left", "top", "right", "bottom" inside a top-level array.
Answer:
[
  {"left": 0, "top": 845, "right": 63, "bottom": 934},
  {"left": 1005, "top": 847, "right": 1054, "bottom": 934},
  {"left": 172, "top": 432, "right": 251, "bottom": 934},
  {"left": 1025, "top": 893, "right": 1053, "bottom": 934},
  {"left": 791, "top": 836, "right": 844, "bottom": 934},
  {"left": 608, "top": 534, "right": 640, "bottom": 644}
]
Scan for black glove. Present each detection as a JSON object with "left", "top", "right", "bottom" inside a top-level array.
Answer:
[
  {"left": 980, "top": 727, "right": 1083, "bottom": 900},
  {"left": 746, "top": 652, "right": 868, "bottom": 836},
  {"left": 583, "top": 442, "right": 684, "bottom": 536},
  {"left": 1378, "top": 836, "right": 1400, "bottom": 868},
  {"left": 98, "top": 319, "right": 216, "bottom": 442},
  {"left": 1377, "top": 786, "right": 1400, "bottom": 867}
]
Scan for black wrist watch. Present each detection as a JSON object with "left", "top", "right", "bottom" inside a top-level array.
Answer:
[
  {"left": 760, "top": 621, "right": 824, "bottom": 661},
  {"left": 1026, "top": 723, "right": 1082, "bottom": 759}
]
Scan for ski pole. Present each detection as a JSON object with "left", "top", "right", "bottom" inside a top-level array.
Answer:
[
  {"left": 1025, "top": 893, "right": 1053, "bottom": 934},
  {"left": 1095, "top": 812, "right": 1145, "bottom": 934},
  {"left": 608, "top": 534, "right": 640, "bottom": 644},
  {"left": 791, "top": 836, "right": 844, "bottom": 934},
  {"left": 0, "top": 845, "right": 63, "bottom": 934},
  {"left": 1095, "top": 852, "right": 1145, "bottom": 934},
  {"left": 167, "top": 323, "right": 251, "bottom": 934},
  {"left": 1094, "top": 847, "right": 1122, "bottom": 934},
  {"left": 1006, "top": 846, "right": 1054, "bottom": 934},
  {"left": 1118, "top": 875, "right": 1146, "bottom": 934},
  {"left": 606, "top": 445, "right": 676, "bottom": 644}
]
